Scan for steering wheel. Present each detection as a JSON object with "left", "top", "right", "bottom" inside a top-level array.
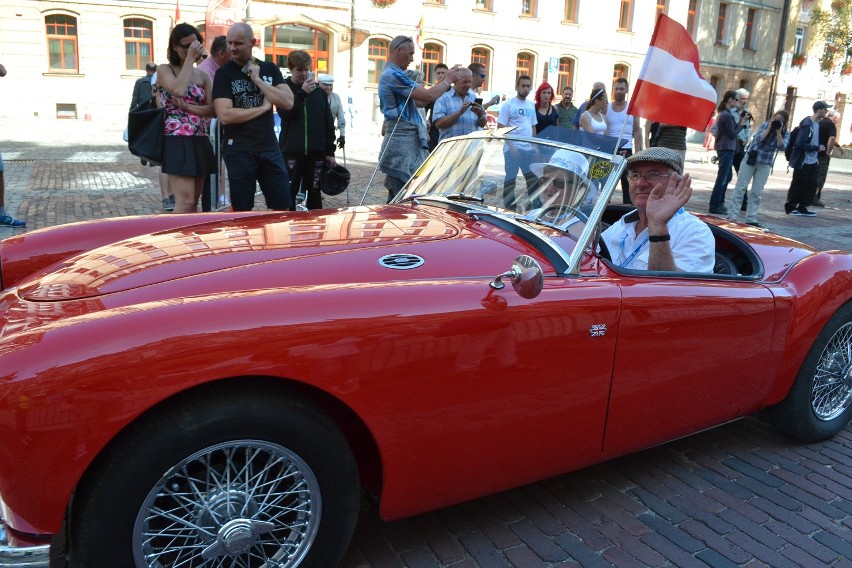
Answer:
[{"left": 534, "top": 205, "right": 588, "bottom": 225}]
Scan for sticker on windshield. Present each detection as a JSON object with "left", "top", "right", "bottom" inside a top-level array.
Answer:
[{"left": 590, "top": 161, "right": 613, "bottom": 179}]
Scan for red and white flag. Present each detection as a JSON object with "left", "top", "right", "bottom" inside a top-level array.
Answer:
[{"left": 627, "top": 14, "right": 716, "bottom": 131}]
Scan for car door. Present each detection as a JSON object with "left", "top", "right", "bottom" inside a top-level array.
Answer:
[{"left": 602, "top": 277, "right": 775, "bottom": 458}]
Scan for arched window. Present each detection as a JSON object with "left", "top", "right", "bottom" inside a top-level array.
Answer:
[
  {"left": 557, "top": 57, "right": 575, "bottom": 93},
  {"left": 45, "top": 14, "right": 78, "bottom": 72},
  {"left": 422, "top": 43, "right": 444, "bottom": 85},
  {"left": 367, "top": 38, "right": 389, "bottom": 85},
  {"left": 516, "top": 52, "right": 535, "bottom": 85},
  {"left": 264, "top": 24, "right": 330, "bottom": 73},
  {"left": 124, "top": 18, "right": 153, "bottom": 71},
  {"left": 471, "top": 47, "right": 491, "bottom": 90},
  {"left": 612, "top": 64, "right": 629, "bottom": 91}
]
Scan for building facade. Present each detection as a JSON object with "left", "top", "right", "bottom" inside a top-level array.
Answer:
[{"left": 1, "top": 0, "right": 844, "bottom": 139}]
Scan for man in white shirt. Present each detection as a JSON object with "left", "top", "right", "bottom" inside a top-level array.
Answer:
[
  {"left": 604, "top": 77, "right": 643, "bottom": 204},
  {"left": 601, "top": 147, "right": 714, "bottom": 273},
  {"left": 498, "top": 75, "right": 537, "bottom": 211}
]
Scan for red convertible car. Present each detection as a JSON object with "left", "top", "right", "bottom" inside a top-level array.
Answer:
[{"left": 0, "top": 132, "right": 850, "bottom": 567}]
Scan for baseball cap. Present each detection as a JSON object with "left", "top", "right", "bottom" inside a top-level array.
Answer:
[
  {"left": 318, "top": 73, "right": 334, "bottom": 84},
  {"left": 813, "top": 100, "right": 831, "bottom": 112},
  {"left": 626, "top": 147, "right": 684, "bottom": 175}
]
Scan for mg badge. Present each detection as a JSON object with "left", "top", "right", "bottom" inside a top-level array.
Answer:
[{"left": 589, "top": 324, "right": 607, "bottom": 337}]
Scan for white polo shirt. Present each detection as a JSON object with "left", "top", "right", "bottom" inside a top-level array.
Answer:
[{"left": 601, "top": 208, "right": 715, "bottom": 273}]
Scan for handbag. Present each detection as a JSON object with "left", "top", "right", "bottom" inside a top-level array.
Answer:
[
  {"left": 746, "top": 149, "right": 757, "bottom": 166},
  {"left": 127, "top": 98, "right": 165, "bottom": 165}
]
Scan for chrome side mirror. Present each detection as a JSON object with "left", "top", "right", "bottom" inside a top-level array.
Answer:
[{"left": 489, "top": 255, "right": 544, "bottom": 299}]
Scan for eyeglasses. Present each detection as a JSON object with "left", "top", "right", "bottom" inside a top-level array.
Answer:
[
  {"left": 626, "top": 171, "right": 671, "bottom": 183},
  {"left": 476, "top": 73, "right": 486, "bottom": 78}
]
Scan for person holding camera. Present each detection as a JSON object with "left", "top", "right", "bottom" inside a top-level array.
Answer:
[
  {"left": 279, "top": 50, "right": 337, "bottom": 210},
  {"left": 726, "top": 110, "right": 789, "bottom": 227},
  {"left": 708, "top": 90, "right": 749, "bottom": 215},
  {"left": 432, "top": 68, "right": 487, "bottom": 142}
]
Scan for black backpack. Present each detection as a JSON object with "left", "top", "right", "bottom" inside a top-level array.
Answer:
[{"left": 784, "top": 126, "right": 800, "bottom": 162}]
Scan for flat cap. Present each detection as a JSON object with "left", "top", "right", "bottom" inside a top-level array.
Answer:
[
  {"left": 626, "top": 147, "right": 684, "bottom": 175},
  {"left": 318, "top": 73, "right": 334, "bottom": 84}
]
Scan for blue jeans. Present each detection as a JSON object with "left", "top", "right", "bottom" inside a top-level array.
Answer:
[
  {"left": 223, "top": 150, "right": 292, "bottom": 211},
  {"left": 709, "top": 149, "right": 734, "bottom": 210}
]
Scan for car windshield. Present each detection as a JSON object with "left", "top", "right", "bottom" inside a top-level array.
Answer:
[{"left": 394, "top": 131, "right": 626, "bottom": 264}]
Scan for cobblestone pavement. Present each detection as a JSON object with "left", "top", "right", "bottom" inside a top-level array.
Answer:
[{"left": 3, "top": 118, "right": 852, "bottom": 567}]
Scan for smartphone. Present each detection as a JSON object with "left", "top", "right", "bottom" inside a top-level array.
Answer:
[
  {"left": 241, "top": 57, "right": 259, "bottom": 76},
  {"left": 474, "top": 98, "right": 483, "bottom": 106},
  {"left": 307, "top": 71, "right": 315, "bottom": 82}
]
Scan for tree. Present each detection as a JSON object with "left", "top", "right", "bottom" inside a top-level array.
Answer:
[{"left": 810, "top": 1, "right": 852, "bottom": 75}]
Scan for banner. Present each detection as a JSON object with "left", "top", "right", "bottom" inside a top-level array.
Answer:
[{"left": 205, "top": 0, "right": 241, "bottom": 49}]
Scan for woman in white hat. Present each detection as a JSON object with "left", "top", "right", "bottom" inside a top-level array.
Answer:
[{"left": 526, "top": 149, "right": 593, "bottom": 230}]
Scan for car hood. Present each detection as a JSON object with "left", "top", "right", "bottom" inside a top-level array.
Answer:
[{"left": 16, "top": 206, "right": 478, "bottom": 301}]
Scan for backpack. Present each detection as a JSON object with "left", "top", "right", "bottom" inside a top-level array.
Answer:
[{"left": 784, "top": 125, "right": 800, "bottom": 162}]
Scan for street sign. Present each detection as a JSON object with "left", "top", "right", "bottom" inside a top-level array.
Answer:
[{"left": 548, "top": 57, "right": 559, "bottom": 75}]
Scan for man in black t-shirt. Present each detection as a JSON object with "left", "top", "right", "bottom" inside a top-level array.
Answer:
[
  {"left": 814, "top": 110, "right": 839, "bottom": 207},
  {"left": 213, "top": 23, "right": 294, "bottom": 211}
]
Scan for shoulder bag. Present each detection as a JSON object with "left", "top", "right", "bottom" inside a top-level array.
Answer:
[{"left": 127, "top": 98, "right": 165, "bottom": 165}]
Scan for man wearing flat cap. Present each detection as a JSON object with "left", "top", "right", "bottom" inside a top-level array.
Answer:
[{"left": 601, "top": 147, "right": 715, "bottom": 272}]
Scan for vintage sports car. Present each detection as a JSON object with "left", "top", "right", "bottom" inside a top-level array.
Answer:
[{"left": 0, "top": 130, "right": 851, "bottom": 567}]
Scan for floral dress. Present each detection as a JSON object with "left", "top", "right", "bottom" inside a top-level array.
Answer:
[{"left": 159, "top": 83, "right": 209, "bottom": 137}]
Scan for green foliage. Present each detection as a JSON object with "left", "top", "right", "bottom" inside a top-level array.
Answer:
[{"left": 810, "top": 2, "right": 852, "bottom": 76}]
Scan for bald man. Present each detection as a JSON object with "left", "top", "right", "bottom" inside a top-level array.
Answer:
[{"left": 212, "top": 23, "right": 294, "bottom": 211}]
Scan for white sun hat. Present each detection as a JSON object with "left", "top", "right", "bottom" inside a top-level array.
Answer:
[{"left": 529, "top": 149, "right": 591, "bottom": 187}]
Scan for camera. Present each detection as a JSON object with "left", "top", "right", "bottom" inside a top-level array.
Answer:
[{"left": 770, "top": 119, "right": 782, "bottom": 130}]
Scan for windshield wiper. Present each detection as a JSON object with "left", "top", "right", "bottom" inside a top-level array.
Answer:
[{"left": 444, "top": 193, "right": 485, "bottom": 204}]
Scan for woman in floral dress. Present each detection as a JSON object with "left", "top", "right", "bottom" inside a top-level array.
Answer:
[{"left": 157, "top": 23, "right": 216, "bottom": 213}]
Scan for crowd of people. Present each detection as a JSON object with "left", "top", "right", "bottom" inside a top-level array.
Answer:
[
  {"left": 40, "top": 25, "right": 831, "bottom": 228},
  {"left": 129, "top": 22, "right": 347, "bottom": 214}
]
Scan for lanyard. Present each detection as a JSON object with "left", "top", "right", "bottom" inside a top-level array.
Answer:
[{"left": 617, "top": 234, "right": 648, "bottom": 268}]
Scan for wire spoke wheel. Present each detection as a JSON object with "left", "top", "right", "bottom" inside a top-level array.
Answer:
[
  {"left": 811, "top": 322, "right": 852, "bottom": 421},
  {"left": 132, "top": 440, "right": 321, "bottom": 568}
]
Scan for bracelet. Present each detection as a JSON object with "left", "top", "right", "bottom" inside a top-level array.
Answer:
[{"left": 648, "top": 234, "right": 670, "bottom": 242}]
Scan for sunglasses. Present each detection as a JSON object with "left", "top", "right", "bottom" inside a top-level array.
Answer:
[{"left": 476, "top": 73, "right": 486, "bottom": 78}]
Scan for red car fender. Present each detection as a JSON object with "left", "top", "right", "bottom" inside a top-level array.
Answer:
[
  {"left": 762, "top": 251, "right": 852, "bottom": 406},
  {"left": 2, "top": 277, "right": 559, "bottom": 535}
]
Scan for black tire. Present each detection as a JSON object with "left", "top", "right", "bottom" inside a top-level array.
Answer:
[
  {"left": 768, "top": 302, "right": 852, "bottom": 442},
  {"left": 68, "top": 385, "right": 360, "bottom": 568}
]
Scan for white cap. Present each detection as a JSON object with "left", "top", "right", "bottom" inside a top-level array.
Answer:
[{"left": 318, "top": 73, "right": 334, "bottom": 84}]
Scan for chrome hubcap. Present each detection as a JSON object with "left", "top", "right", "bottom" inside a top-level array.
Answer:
[
  {"left": 133, "top": 440, "right": 321, "bottom": 567},
  {"left": 812, "top": 322, "right": 852, "bottom": 421}
]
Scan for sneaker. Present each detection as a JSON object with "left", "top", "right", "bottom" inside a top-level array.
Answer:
[
  {"left": 746, "top": 221, "right": 763, "bottom": 228},
  {"left": 708, "top": 206, "right": 728, "bottom": 215},
  {"left": 162, "top": 196, "right": 175, "bottom": 211},
  {"left": 811, "top": 199, "right": 825, "bottom": 207},
  {"left": 794, "top": 208, "right": 817, "bottom": 217},
  {"left": 0, "top": 213, "right": 26, "bottom": 227},
  {"left": 784, "top": 203, "right": 794, "bottom": 214}
]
